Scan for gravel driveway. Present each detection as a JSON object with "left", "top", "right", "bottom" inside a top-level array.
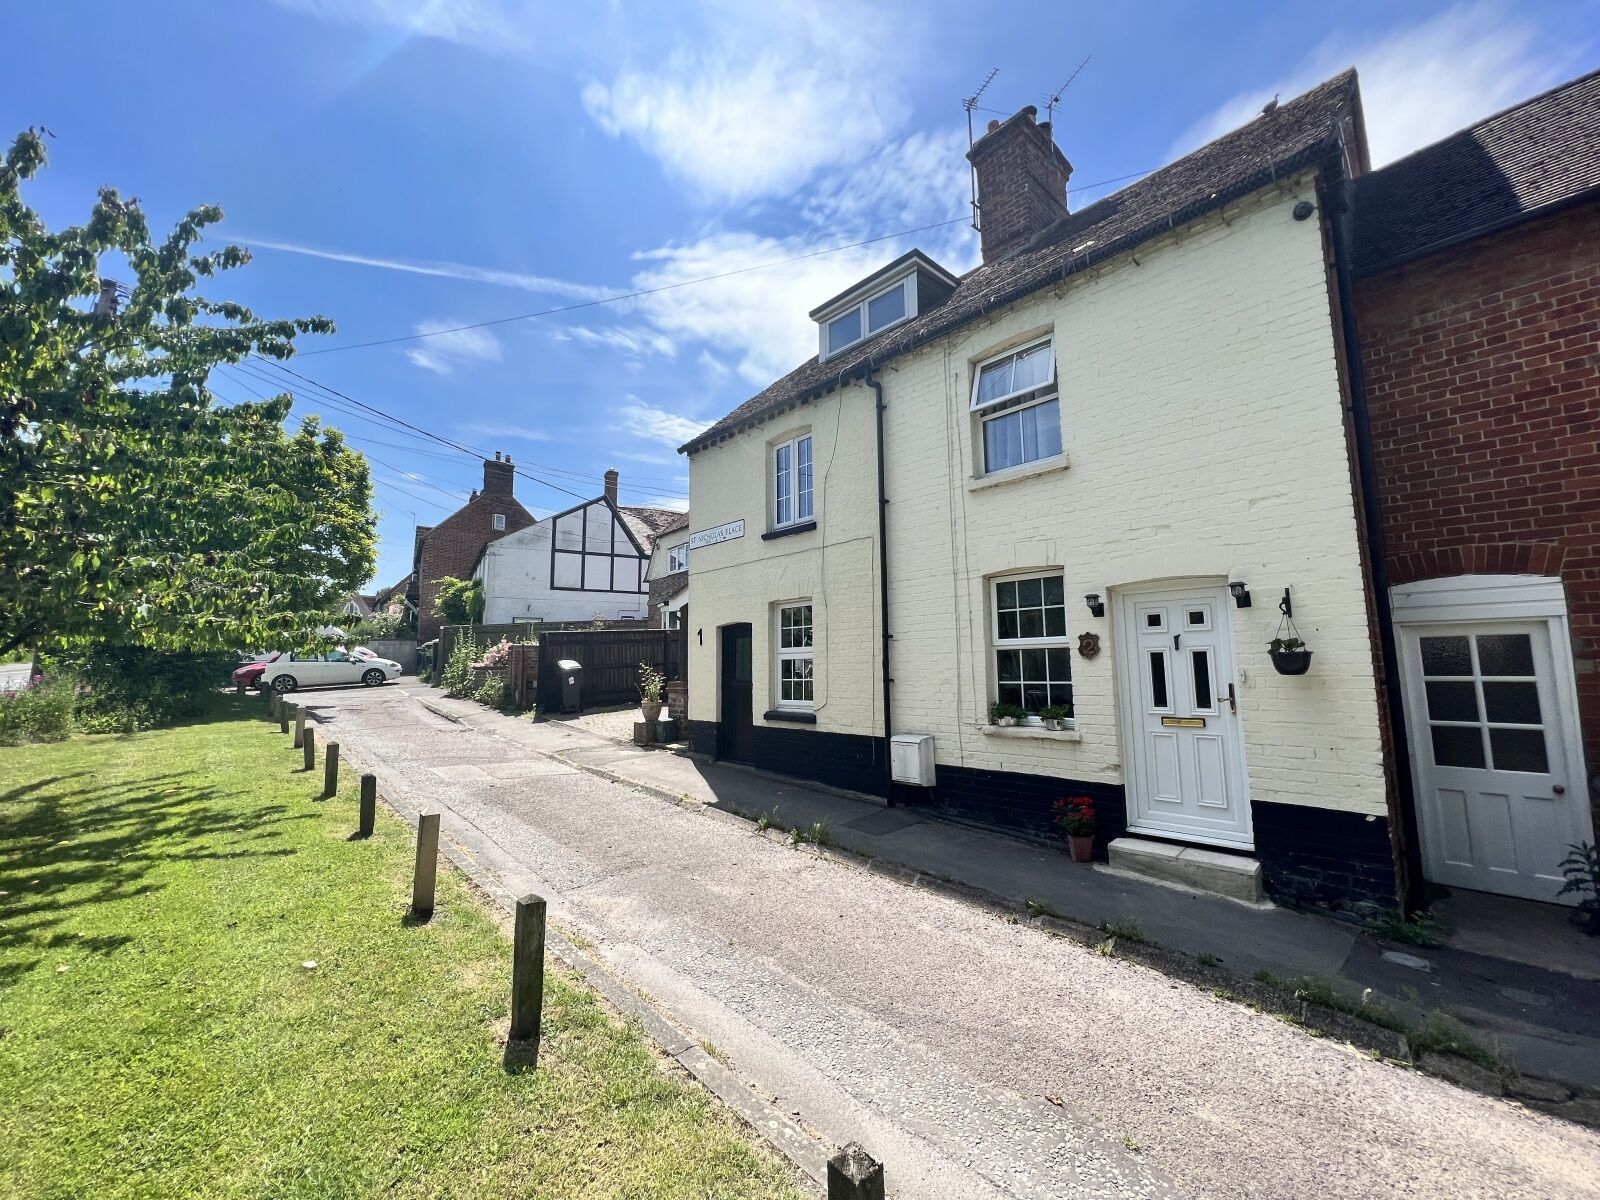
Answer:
[{"left": 305, "top": 683, "right": 1600, "bottom": 1200}]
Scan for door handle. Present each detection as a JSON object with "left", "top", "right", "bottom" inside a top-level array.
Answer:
[
  {"left": 1217, "top": 683, "right": 1237, "bottom": 715},
  {"left": 1554, "top": 784, "right": 1566, "bottom": 796}
]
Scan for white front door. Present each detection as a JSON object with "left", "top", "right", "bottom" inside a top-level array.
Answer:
[
  {"left": 1117, "top": 585, "right": 1253, "bottom": 848},
  {"left": 1398, "top": 620, "right": 1589, "bottom": 903}
]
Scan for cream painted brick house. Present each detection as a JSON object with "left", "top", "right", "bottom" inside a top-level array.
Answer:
[{"left": 678, "top": 71, "right": 1406, "bottom": 915}]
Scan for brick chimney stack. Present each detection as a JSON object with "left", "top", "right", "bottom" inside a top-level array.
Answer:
[
  {"left": 483, "top": 451, "right": 515, "bottom": 499},
  {"left": 966, "top": 105, "right": 1073, "bottom": 264},
  {"left": 604, "top": 468, "right": 619, "bottom": 506}
]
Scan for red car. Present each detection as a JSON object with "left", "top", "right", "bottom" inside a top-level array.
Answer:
[{"left": 231, "top": 652, "right": 281, "bottom": 690}]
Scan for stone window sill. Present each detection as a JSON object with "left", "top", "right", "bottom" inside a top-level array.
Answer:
[
  {"left": 980, "top": 723, "right": 1082, "bottom": 742},
  {"left": 763, "top": 709, "right": 817, "bottom": 724},
  {"left": 762, "top": 520, "right": 818, "bottom": 541},
  {"left": 965, "top": 454, "right": 1070, "bottom": 493}
]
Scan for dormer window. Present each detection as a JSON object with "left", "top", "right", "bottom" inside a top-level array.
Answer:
[
  {"left": 823, "top": 275, "right": 913, "bottom": 358},
  {"left": 809, "top": 250, "right": 958, "bottom": 364}
]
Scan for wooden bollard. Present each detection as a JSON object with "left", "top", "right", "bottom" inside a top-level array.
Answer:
[
  {"left": 411, "top": 812, "right": 440, "bottom": 918},
  {"left": 293, "top": 705, "right": 306, "bottom": 749},
  {"left": 358, "top": 774, "right": 377, "bottom": 837},
  {"left": 827, "top": 1143, "right": 885, "bottom": 1200},
  {"left": 278, "top": 700, "right": 290, "bottom": 735},
  {"left": 267, "top": 690, "right": 279, "bottom": 721},
  {"left": 510, "top": 893, "right": 546, "bottom": 1047},
  {"left": 322, "top": 742, "right": 340, "bottom": 799},
  {"left": 302, "top": 726, "right": 316, "bottom": 773}
]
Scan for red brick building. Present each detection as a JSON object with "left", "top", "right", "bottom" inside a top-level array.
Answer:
[
  {"left": 1352, "top": 70, "right": 1600, "bottom": 906},
  {"left": 409, "top": 454, "right": 535, "bottom": 641}
]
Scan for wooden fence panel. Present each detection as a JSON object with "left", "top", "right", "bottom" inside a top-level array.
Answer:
[{"left": 537, "top": 627, "right": 687, "bottom": 710}]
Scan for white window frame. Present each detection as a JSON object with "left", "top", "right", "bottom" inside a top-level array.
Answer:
[
  {"left": 989, "top": 570, "right": 1073, "bottom": 724},
  {"left": 771, "top": 433, "right": 814, "bottom": 530},
  {"left": 491, "top": 512, "right": 507, "bottom": 531},
  {"left": 972, "top": 339, "right": 1062, "bottom": 476},
  {"left": 775, "top": 601, "right": 815, "bottom": 711},
  {"left": 819, "top": 274, "right": 916, "bottom": 360},
  {"left": 666, "top": 543, "right": 688, "bottom": 574},
  {"left": 971, "top": 339, "right": 1056, "bottom": 412}
]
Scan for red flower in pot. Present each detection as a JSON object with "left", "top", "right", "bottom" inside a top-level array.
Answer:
[{"left": 1053, "top": 796, "right": 1097, "bottom": 863}]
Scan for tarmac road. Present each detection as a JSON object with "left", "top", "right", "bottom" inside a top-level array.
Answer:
[{"left": 303, "top": 682, "right": 1600, "bottom": 1200}]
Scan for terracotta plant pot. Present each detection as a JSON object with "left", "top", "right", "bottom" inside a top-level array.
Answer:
[
  {"left": 1069, "top": 835, "right": 1095, "bottom": 863},
  {"left": 641, "top": 701, "right": 663, "bottom": 723}
]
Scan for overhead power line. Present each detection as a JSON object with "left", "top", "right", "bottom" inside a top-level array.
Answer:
[
  {"left": 242, "top": 356, "right": 688, "bottom": 501},
  {"left": 244, "top": 356, "right": 693, "bottom": 509}
]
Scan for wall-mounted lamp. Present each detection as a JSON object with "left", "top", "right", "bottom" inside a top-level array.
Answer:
[
  {"left": 1228, "top": 582, "right": 1252, "bottom": 608},
  {"left": 1084, "top": 593, "right": 1105, "bottom": 618}
]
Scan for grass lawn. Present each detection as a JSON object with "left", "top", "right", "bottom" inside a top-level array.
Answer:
[{"left": 0, "top": 695, "right": 803, "bottom": 1200}]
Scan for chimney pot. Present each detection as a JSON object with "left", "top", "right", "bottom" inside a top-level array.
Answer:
[
  {"left": 967, "top": 105, "right": 1073, "bottom": 264},
  {"left": 604, "top": 468, "right": 619, "bottom": 507}
]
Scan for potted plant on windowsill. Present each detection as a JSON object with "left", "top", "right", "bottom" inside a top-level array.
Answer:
[
  {"left": 989, "top": 701, "right": 1026, "bottom": 728},
  {"left": 1054, "top": 796, "right": 1097, "bottom": 863},
  {"left": 1269, "top": 637, "right": 1313, "bottom": 676},
  {"left": 1039, "top": 705, "right": 1071, "bottom": 732},
  {"left": 639, "top": 662, "right": 666, "bottom": 724}
]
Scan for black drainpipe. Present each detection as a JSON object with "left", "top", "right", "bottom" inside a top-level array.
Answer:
[
  {"left": 865, "top": 364, "right": 895, "bottom": 804},
  {"left": 1325, "top": 176, "right": 1422, "bottom": 910}
]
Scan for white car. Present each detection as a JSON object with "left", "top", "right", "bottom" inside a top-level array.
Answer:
[{"left": 262, "top": 648, "right": 401, "bottom": 692}]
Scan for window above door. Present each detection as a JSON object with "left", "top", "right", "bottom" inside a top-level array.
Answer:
[
  {"left": 971, "top": 339, "right": 1063, "bottom": 477},
  {"left": 771, "top": 433, "right": 814, "bottom": 531}
]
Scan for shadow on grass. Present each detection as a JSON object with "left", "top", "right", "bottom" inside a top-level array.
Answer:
[
  {"left": 0, "top": 696, "right": 315, "bottom": 984},
  {"left": 502, "top": 1038, "right": 540, "bottom": 1075}
]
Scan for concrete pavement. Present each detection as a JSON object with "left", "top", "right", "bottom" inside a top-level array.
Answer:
[{"left": 299, "top": 683, "right": 1600, "bottom": 1200}]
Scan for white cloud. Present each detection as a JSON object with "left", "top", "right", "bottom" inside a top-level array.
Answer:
[
  {"left": 615, "top": 449, "right": 675, "bottom": 465},
  {"left": 637, "top": 494, "right": 690, "bottom": 513},
  {"left": 697, "top": 350, "right": 730, "bottom": 381},
  {"left": 554, "top": 324, "right": 677, "bottom": 359},
  {"left": 240, "top": 236, "right": 612, "bottom": 301},
  {"left": 461, "top": 421, "right": 551, "bottom": 442},
  {"left": 269, "top": 0, "right": 539, "bottom": 53},
  {"left": 1173, "top": 2, "right": 1582, "bottom": 167},
  {"left": 581, "top": 0, "right": 913, "bottom": 202},
  {"left": 404, "top": 321, "right": 502, "bottom": 373},
  {"left": 619, "top": 401, "right": 712, "bottom": 447},
  {"left": 619, "top": 124, "right": 976, "bottom": 384}
]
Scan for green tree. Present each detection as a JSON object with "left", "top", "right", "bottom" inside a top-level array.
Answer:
[
  {"left": 1, "top": 130, "right": 375, "bottom": 656},
  {"left": 433, "top": 577, "right": 484, "bottom": 626}
]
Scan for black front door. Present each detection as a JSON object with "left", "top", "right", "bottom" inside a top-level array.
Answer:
[{"left": 719, "top": 623, "right": 755, "bottom": 763}]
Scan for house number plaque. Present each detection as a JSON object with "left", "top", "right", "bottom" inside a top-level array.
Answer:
[{"left": 1161, "top": 716, "right": 1206, "bottom": 728}]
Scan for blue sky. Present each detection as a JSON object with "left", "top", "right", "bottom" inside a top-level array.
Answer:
[{"left": 6, "top": 0, "right": 1596, "bottom": 589}]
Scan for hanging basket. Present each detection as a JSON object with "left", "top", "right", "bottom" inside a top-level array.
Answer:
[
  {"left": 1270, "top": 649, "right": 1313, "bottom": 676},
  {"left": 1270, "top": 589, "right": 1312, "bottom": 676}
]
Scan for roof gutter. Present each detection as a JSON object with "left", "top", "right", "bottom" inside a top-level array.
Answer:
[
  {"left": 865, "top": 363, "right": 895, "bottom": 803},
  {"left": 1324, "top": 173, "right": 1423, "bottom": 911}
]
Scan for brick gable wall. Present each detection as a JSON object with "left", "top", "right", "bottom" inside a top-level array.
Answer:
[
  {"left": 415, "top": 494, "right": 535, "bottom": 641},
  {"left": 1356, "top": 201, "right": 1600, "bottom": 780}
]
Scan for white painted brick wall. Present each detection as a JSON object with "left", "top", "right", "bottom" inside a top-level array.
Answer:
[{"left": 688, "top": 179, "right": 1388, "bottom": 818}]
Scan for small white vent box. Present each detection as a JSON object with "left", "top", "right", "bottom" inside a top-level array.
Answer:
[{"left": 890, "top": 733, "right": 936, "bottom": 787}]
